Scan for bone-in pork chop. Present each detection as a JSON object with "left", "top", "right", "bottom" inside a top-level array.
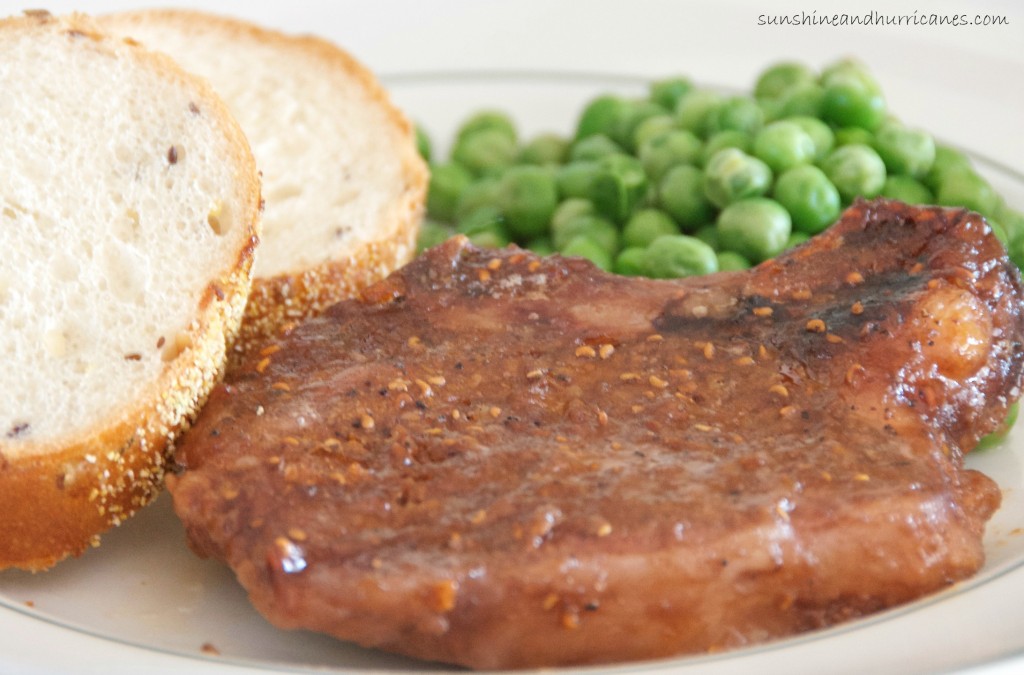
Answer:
[{"left": 170, "top": 199, "right": 1024, "bottom": 669}]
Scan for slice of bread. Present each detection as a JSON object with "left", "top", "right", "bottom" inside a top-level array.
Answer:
[
  {"left": 100, "top": 10, "right": 428, "bottom": 352},
  {"left": 0, "top": 11, "right": 261, "bottom": 570}
]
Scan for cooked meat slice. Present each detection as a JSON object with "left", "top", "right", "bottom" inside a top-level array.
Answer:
[{"left": 170, "top": 199, "right": 1023, "bottom": 669}]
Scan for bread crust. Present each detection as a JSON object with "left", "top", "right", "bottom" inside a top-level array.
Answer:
[
  {"left": 101, "top": 10, "right": 428, "bottom": 356},
  {"left": 236, "top": 203, "right": 421, "bottom": 355},
  {"left": 0, "top": 11, "right": 262, "bottom": 570}
]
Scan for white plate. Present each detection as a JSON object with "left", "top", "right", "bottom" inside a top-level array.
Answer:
[{"left": 3, "top": 2, "right": 1024, "bottom": 673}]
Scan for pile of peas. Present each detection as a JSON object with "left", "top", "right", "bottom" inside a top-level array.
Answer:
[{"left": 417, "top": 58, "right": 1024, "bottom": 279}]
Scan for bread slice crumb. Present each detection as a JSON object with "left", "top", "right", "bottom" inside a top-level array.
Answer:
[
  {"left": 0, "top": 11, "right": 261, "bottom": 570},
  {"left": 101, "top": 10, "right": 428, "bottom": 354}
]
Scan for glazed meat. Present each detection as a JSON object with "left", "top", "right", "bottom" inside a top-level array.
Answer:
[{"left": 170, "top": 199, "right": 1024, "bottom": 669}]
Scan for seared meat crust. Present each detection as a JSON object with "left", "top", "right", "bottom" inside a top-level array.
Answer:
[{"left": 171, "top": 200, "right": 1023, "bottom": 669}]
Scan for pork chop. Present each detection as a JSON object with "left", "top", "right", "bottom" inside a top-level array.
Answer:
[{"left": 170, "top": 199, "right": 1024, "bottom": 669}]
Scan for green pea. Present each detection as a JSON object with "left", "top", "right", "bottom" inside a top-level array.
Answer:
[
  {"left": 995, "top": 203, "right": 1024, "bottom": 243},
  {"left": 556, "top": 161, "right": 602, "bottom": 199},
  {"left": 935, "top": 167, "right": 999, "bottom": 217},
  {"left": 456, "top": 206, "right": 510, "bottom": 249},
  {"left": 417, "top": 219, "right": 453, "bottom": 252},
  {"left": 640, "top": 182, "right": 660, "bottom": 208},
  {"left": 819, "top": 59, "right": 879, "bottom": 89},
  {"left": 427, "top": 162, "right": 473, "bottom": 221},
  {"left": 834, "top": 127, "right": 876, "bottom": 147},
  {"left": 528, "top": 237, "right": 556, "bottom": 256},
  {"left": 569, "top": 134, "right": 623, "bottom": 162},
  {"left": 456, "top": 205, "right": 503, "bottom": 235},
  {"left": 757, "top": 97, "right": 786, "bottom": 124},
  {"left": 632, "top": 114, "right": 677, "bottom": 150},
  {"left": 614, "top": 247, "right": 648, "bottom": 276},
  {"left": 561, "top": 235, "right": 614, "bottom": 271},
  {"left": 659, "top": 165, "right": 714, "bottom": 230},
  {"left": 716, "top": 250, "right": 751, "bottom": 271},
  {"left": 552, "top": 214, "right": 619, "bottom": 253},
  {"left": 1009, "top": 235, "right": 1024, "bottom": 271},
  {"left": 705, "top": 96, "right": 765, "bottom": 137},
  {"left": 551, "top": 198, "right": 595, "bottom": 232},
  {"left": 880, "top": 175, "right": 934, "bottom": 205},
  {"left": 976, "top": 402, "right": 1019, "bottom": 451},
  {"left": 638, "top": 129, "right": 703, "bottom": 181},
  {"left": 755, "top": 61, "right": 817, "bottom": 99},
  {"left": 468, "top": 230, "right": 510, "bottom": 249},
  {"left": 455, "top": 110, "right": 517, "bottom": 144},
  {"left": 925, "top": 145, "right": 973, "bottom": 191},
  {"left": 785, "top": 116, "right": 834, "bottom": 161},
  {"left": 650, "top": 76, "right": 694, "bottom": 111},
  {"left": 785, "top": 231, "right": 810, "bottom": 249},
  {"left": 821, "top": 144, "right": 887, "bottom": 202},
  {"left": 694, "top": 224, "right": 720, "bottom": 250},
  {"left": 773, "top": 165, "right": 841, "bottom": 234},
  {"left": 576, "top": 95, "right": 627, "bottom": 140},
  {"left": 822, "top": 73, "right": 886, "bottom": 131},
  {"left": 644, "top": 234, "right": 718, "bottom": 278},
  {"left": 414, "top": 124, "right": 432, "bottom": 162},
  {"left": 518, "top": 133, "right": 569, "bottom": 166},
  {"left": 775, "top": 82, "right": 825, "bottom": 118},
  {"left": 933, "top": 145, "right": 972, "bottom": 169},
  {"left": 623, "top": 208, "right": 681, "bottom": 248},
  {"left": 675, "top": 89, "right": 723, "bottom": 137},
  {"left": 589, "top": 154, "right": 649, "bottom": 223},
  {"left": 753, "top": 121, "right": 816, "bottom": 173},
  {"left": 612, "top": 99, "right": 668, "bottom": 152},
  {"left": 497, "top": 165, "right": 559, "bottom": 240},
  {"left": 453, "top": 177, "right": 502, "bottom": 222},
  {"left": 821, "top": 61, "right": 884, "bottom": 109},
  {"left": 990, "top": 219, "right": 1010, "bottom": 247},
  {"left": 703, "top": 148, "right": 773, "bottom": 208},
  {"left": 452, "top": 129, "right": 518, "bottom": 176},
  {"left": 872, "top": 122, "right": 935, "bottom": 178},
  {"left": 717, "top": 198, "right": 792, "bottom": 263},
  {"left": 701, "top": 130, "right": 753, "bottom": 166}
]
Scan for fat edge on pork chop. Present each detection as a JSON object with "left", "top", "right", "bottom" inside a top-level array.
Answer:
[{"left": 169, "top": 199, "right": 1024, "bottom": 669}]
